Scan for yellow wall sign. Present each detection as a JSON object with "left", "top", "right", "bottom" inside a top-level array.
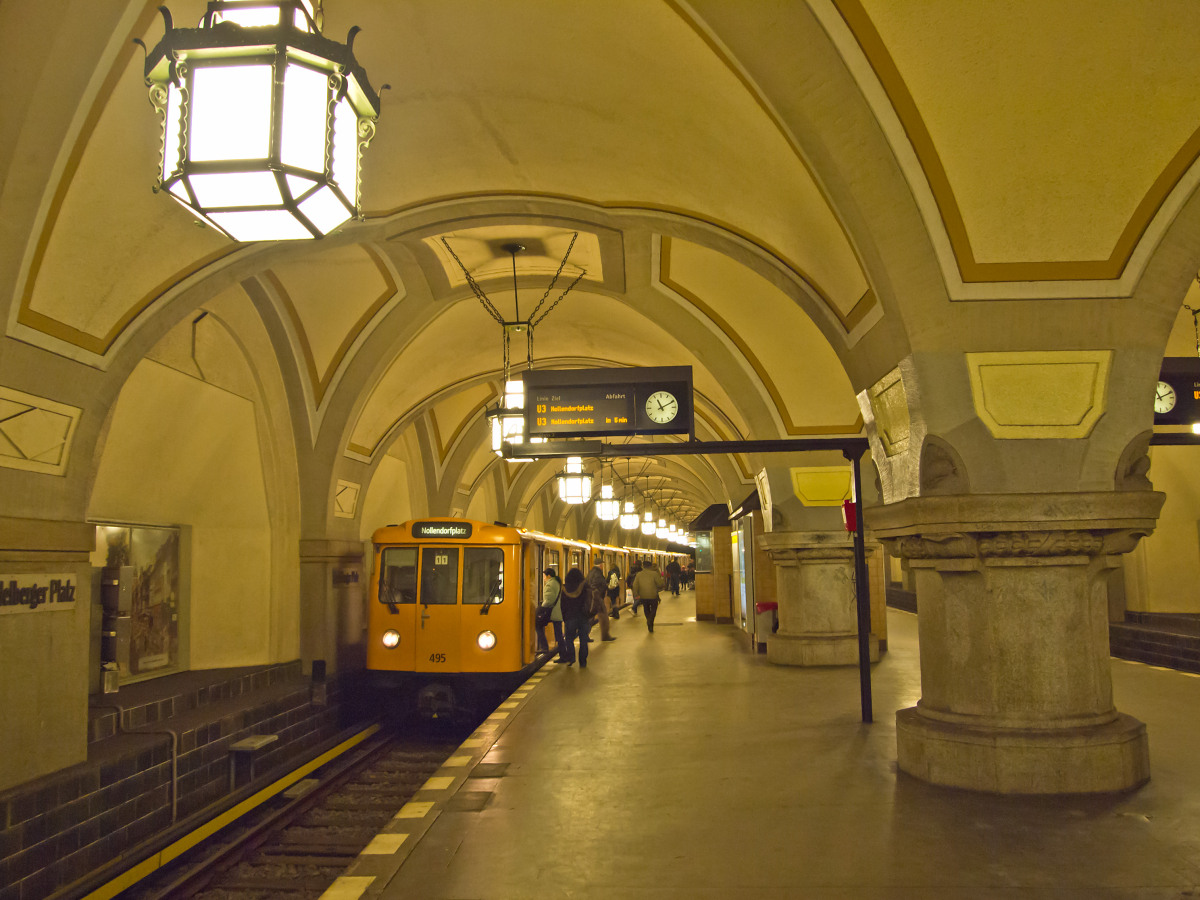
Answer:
[{"left": 789, "top": 467, "right": 853, "bottom": 506}]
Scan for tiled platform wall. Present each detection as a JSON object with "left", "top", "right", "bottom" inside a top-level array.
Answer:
[{"left": 0, "top": 662, "right": 350, "bottom": 900}]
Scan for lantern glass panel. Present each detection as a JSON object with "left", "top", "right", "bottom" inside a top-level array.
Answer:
[
  {"left": 331, "top": 97, "right": 359, "bottom": 197},
  {"left": 298, "top": 185, "right": 352, "bottom": 234},
  {"left": 210, "top": 208, "right": 313, "bottom": 241},
  {"left": 190, "top": 170, "right": 282, "bottom": 208},
  {"left": 281, "top": 63, "right": 328, "bottom": 172},
  {"left": 211, "top": 5, "right": 281, "bottom": 27},
  {"left": 163, "top": 84, "right": 185, "bottom": 180},
  {"left": 190, "top": 64, "right": 273, "bottom": 161},
  {"left": 286, "top": 173, "right": 318, "bottom": 199}
]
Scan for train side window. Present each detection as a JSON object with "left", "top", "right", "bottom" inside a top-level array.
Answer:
[
  {"left": 379, "top": 548, "right": 417, "bottom": 604},
  {"left": 463, "top": 548, "right": 503, "bottom": 606},
  {"left": 419, "top": 547, "right": 459, "bottom": 605}
]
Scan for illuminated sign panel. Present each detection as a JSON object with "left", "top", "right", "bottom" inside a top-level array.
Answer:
[
  {"left": 524, "top": 366, "right": 693, "bottom": 438},
  {"left": 411, "top": 521, "right": 473, "bottom": 539}
]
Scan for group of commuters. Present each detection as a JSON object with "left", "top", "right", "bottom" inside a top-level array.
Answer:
[{"left": 537, "top": 557, "right": 687, "bottom": 664}]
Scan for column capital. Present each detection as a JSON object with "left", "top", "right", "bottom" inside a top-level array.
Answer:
[{"left": 866, "top": 491, "right": 1163, "bottom": 562}]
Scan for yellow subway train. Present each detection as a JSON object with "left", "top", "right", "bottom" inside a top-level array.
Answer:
[{"left": 366, "top": 517, "right": 655, "bottom": 717}]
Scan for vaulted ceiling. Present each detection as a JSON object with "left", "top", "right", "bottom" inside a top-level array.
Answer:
[{"left": 4, "top": 0, "right": 1200, "bottom": 538}]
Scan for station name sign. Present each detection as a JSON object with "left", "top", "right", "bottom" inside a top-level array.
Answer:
[
  {"left": 0, "top": 573, "right": 78, "bottom": 615},
  {"left": 1155, "top": 357, "right": 1200, "bottom": 425},
  {"left": 523, "top": 366, "right": 693, "bottom": 438},
  {"left": 412, "top": 521, "right": 473, "bottom": 539}
]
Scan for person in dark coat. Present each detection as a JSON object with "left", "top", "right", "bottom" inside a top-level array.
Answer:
[
  {"left": 587, "top": 565, "right": 615, "bottom": 641},
  {"left": 559, "top": 567, "right": 592, "bottom": 667},
  {"left": 666, "top": 558, "right": 682, "bottom": 595},
  {"left": 626, "top": 561, "right": 643, "bottom": 616}
]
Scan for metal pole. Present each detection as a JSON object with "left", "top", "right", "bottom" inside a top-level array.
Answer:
[{"left": 847, "top": 450, "right": 873, "bottom": 723}]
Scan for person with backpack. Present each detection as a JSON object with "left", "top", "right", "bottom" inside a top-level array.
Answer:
[{"left": 606, "top": 564, "right": 622, "bottom": 619}]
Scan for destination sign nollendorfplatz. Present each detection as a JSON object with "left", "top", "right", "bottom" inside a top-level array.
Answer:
[{"left": 523, "top": 366, "right": 693, "bottom": 438}]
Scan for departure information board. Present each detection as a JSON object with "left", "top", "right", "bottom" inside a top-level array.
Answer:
[{"left": 523, "top": 366, "right": 693, "bottom": 438}]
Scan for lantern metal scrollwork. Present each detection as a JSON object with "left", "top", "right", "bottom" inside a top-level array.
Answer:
[{"left": 139, "top": 0, "right": 381, "bottom": 241}]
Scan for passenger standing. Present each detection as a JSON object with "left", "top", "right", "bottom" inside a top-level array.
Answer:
[
  {"left": 626, "top": 562, "right": 642, "bottom": 616},
  {"left": 540, "top": 568, "right": 565, "bottom": 661},
  {"left": 606, "top": 564, "right": 622, "bottom": 619},
  {"left": 559, "top": 567, "right": 592, "bottom": 667},
  {"left": 631, "top": 563, "right": 666, "bottom": 633},
  {"left": 587, "top": 565, "right": 615, "bottom": 641},
  {"left": 666, "top": 558, "right": 682, "bottom": 596}
]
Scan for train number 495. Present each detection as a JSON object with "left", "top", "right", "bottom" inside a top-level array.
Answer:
[{"left": 429, "top": 653, "right": 447, "bottom": 663}]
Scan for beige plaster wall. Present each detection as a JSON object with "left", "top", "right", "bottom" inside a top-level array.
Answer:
[
  {"left": 88, "top": 361, "right": 275, "bottom": 669},
  {"left": 0, "top": 519, "right": 93, "bottom": 792},
  {"left": 1125, "top": 444, "right": 1200, "bottom": 614},
  {"left": 359, "top": 455, "right": 412, "bottom": 538}
]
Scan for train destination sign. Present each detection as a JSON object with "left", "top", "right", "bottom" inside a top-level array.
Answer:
[
  {"left": 523, "top": 366, "right": 693, "bottom": 438},
  {"left": 412, "top": 521, "right": 473, "bottom": 539}
]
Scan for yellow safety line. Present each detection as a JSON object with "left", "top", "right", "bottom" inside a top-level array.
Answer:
[{"left": 82, "top": 724, "right": 381, "bottom": 900}]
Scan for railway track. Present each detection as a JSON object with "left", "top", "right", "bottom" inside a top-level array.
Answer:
[{"left": 119, "top": 716, "right": 479, "bottom": 900}]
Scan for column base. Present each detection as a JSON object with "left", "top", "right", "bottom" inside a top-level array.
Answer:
[
  {"left": 896, "top": 706, "right": 1150, "bottom": 794},
  {"left": 767, "top": 631, "right": 879, "bottom": 667}
]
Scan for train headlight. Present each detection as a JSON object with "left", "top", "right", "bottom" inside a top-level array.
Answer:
[
  {"left": 382, "top": 629, "right": 401, "bottom": 649},
  {"left": 477, "top": 630, "right": 497, "bottom": 651}
]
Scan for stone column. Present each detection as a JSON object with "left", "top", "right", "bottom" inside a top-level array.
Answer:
[
  {"left": 299, "top": 539, "right": 366, "bottom": 675},
  {"left": 868, "top": 491, "right": 1162, "bottom": 794},
  {"left": 758, "top": 530, "right": 879, "bottom": 666}
]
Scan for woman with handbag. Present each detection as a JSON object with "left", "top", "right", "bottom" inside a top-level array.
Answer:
[{"left": 537, "top": 568, "right": 565, "bottom": 660}]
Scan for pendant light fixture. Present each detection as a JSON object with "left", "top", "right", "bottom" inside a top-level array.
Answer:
[
  {"left": 139, "top": 0, "right": 381, "bottom": 241},
  {"left": 557, "top": 456, "right": 592, "bottom": 504},
  {"left": 440, "top": 236, "right": 584, "bottom": 460}
]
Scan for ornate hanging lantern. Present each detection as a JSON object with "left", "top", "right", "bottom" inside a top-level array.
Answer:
[
  {"left": 641, "top": 512, "right": 655, "bottom": 536},
  {"left": 140, "top": 0, "right": 380, "bottom": 241},
  {"left": 556, "top": 457, "right": 592, "bottom": 505},
  {"left": 619, "top": 500, "right": 639, "bottom": 530},
  {"left": 595, "top": 483, "right": 620, "bottom": 521}
]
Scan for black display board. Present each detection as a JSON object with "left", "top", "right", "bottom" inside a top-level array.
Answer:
[
  {"left": 1155, "top": 358, "right": 1200, "bottom": 425},
  {"left": 523, "top": 366, "right": 693, "bottom": 438}
]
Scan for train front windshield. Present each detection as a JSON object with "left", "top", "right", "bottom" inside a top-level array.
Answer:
[{"left": 379, "top": 546, "right": 503, "bottom": 608}]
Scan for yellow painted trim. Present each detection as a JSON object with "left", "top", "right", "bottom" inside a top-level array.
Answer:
[
  {"left": 268, "top": 245, "right": 397, "bottom": 407},
  {"left": 371, "top": 191, "right": 873, "bottom": 331},
  {"left": 693, "top": 407, "right": 752, "bottom": 480},
  {"left": 15, "top": 3, "right": 244, "bottom": 355},
  {"left": 661, "top": 237, "right": 864, "bottom": 437},
  {"left": 353, "top": 382, "right": 498, "bottom": 463},
  {"left": 83, "top": 724, "right": 381, "bottom": 900},
  {"left": 833, "top": 0, "right": 1200, "bottom": 283}
]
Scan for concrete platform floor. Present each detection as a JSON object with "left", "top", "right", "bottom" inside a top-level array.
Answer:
[{"left": 338, "top": 592, "right": 1200, "bottom": 899}]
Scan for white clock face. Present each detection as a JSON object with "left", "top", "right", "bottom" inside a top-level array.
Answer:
[
  {"left": 1154, "top": 380, "right": 1176, "bottom": 414},
  {"left": 645, "top": 390, "right": 679, "bottom": 424}
]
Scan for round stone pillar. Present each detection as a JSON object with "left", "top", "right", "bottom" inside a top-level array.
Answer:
[
  {"left": 758, "top": 531, "right": 879, "bottom": 667},
  {"left": 868, "top": 491, "right": 1162, "bottom": 794}
]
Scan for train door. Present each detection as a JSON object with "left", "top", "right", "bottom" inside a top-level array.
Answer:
[{"left": 414, "top": 545, "right": 462, "bottom": 670}]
